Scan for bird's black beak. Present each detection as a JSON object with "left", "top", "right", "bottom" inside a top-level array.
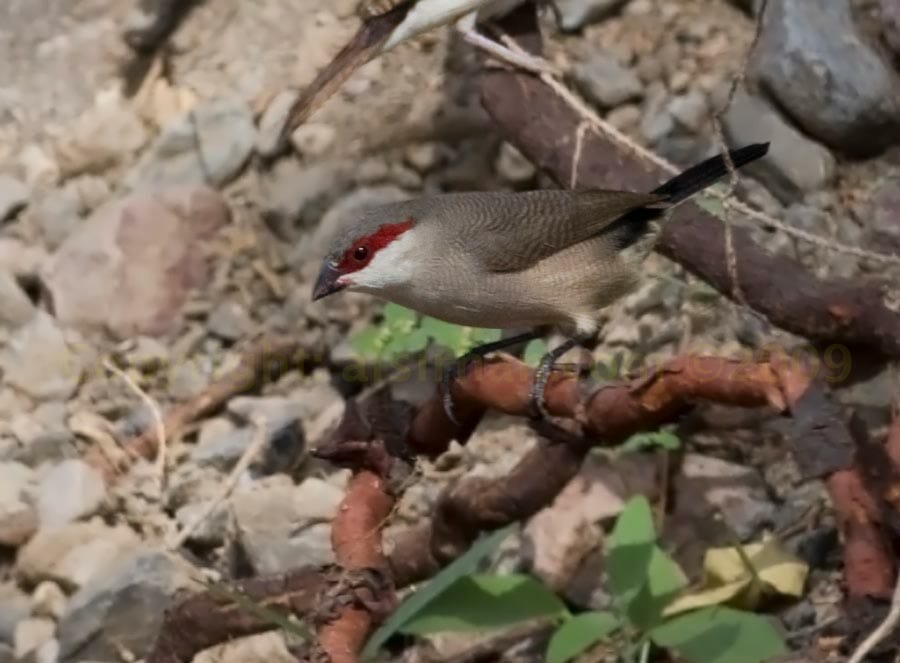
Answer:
[{"left": 312, "top": 262, "right": 345, "bottom": 301}]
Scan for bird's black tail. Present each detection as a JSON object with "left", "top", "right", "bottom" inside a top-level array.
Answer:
[{"left": 652, "top": 142, "right": 769, "bottom": 204}]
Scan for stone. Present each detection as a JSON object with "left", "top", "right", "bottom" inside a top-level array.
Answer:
[
  {"left": 17, "top": 145, "right": 59, "bottom": 190},
  {"left": 554, "top": 0, "right": 630, "bottom": 31},
  {"left": 167, "top": 361, "right": 210, "bottom": 401},
  {"left": 0, "top": 312, "right": 86, "bottom": 401},
  {"left": 0, "top": 238, "right": 48, "bottom": 279},
  {"left": 41, "top": 186, "right": 229, "bottom": 339},
  {"left": 13, "top": 617, "right": 54, "bottom": 660},
  {"left": 9, "top": 431, "right": 79, "bottom": 467},
  {"left": 125, "top": 98, "right": 255, "bottom": 189},
  {"left": 30, "top": 186, "right": 82, "bottom": 250},
  {"left": 865, "top": 176, "right": 900, "bottom": 253},
  {"left": 36, "top": 460, "right": 106, "bottom": 528},
  {"left": 57, "top": 550, "right": 200, "bottom": 662},
  {"left": 0, "top": 175, "right": 28, "bottom": 223},
  {"left": 404, "top": 142, "right": 445, "bottom": 173},
  {"left": 194, "top": 631, "right": 298, "bottom": 663},
  {"left": 290, "top": 122, "right": 337, "bottom": 157},
  {"left": 0, "top": 645, "right": 11, "bottom": 663},
  {"left": 573, "top": 52, "right": 643, "bottom": 109},
  {"left": 751, "top": 0, "right": 900, "bottom": 156},
  {"left": 723, "top": 89, "right": 835, "bottom": 202},
  {"left": 640, "top": 83, "right": 674, "bottom": 144},
  {"left": 0, "top": 271, "right": 36, "bottom": 329},
  {"left": 0, "top": 584, "right": 30, "bottom": 645},
  {"left": 232, "top": 477, "right": 343, "bottom": 574},
  {"left": 494, "top": 142, "right": 536, "bottom": 183},
  {"left": 31, "top": 581, "right": 68, "bottom": 619},
  {"left": 207, "top": 301, "right": 254, "bottom": 342},
  {"left": 260, "top": 160, "right": 352, "bottom": 241},
  {"left": 174, "top": 500, "right": 228, "bottom": 547},
  {"left": 16, "top": 520, "right": 141, "bottom": 590},
  {"left": 54, "top": 89, "right": 148, "bottom": 177},
  {"left": 122, "top": 336, "right": 170, "bottom": 370},
  {"left": 255, "top": 90, "right": 299, "bottom": 158},
  {"left": 668, "top": 90, "right": 708, "bottom": 133},
  {"left": 882, "top": 0, "right": 900, "bottom": 55},
  {"left": 0, "top": 461, "right": 38, "bottom": 547},
  {"left": 606, "top": 104, "right": 641, "bottom": 131}
]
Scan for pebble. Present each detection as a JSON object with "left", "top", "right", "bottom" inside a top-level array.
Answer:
[
  {"left": 206, "top": 300, "right": 254, "bottom": 342},
  {"left": 36, "top": 460, "right": 106, "bottom": 528},
  {"left": 290, "top": 122, "right": 337, "bottom": 158},
  {"left": 554, "top": 0, "right": 630, "bottom": 31},
  {"left": 16, "top": 520, "right": 141, "bottom": 590},
  {"left": 0, "top": 461, "right": 38, "bottom": 547},
  {"left": 30, "top": 186, "right": 82, "bottom": 250},
  {"left": 255, "top": 90, "right": 299, "bottom": 158},
  {"left": 13, "top": 617, "right": 54, "bottom": 661},
  {"left": 864, "top": 175, "right": 900, "bottom": 253},
  {"left": 194, "top": 632, "right": 298, "bottom": 663},
  {"left": 0, "top": 175, "right": 28, "bottom": 223},
  {"left": 17, "top": 144, "right": 59, "bottom": 190},
  {"left": 882, "top": 0, "right": 900, "bottom": 55},
  {"left": 573, "top": 52, "right": 644, "bottom": 109},
  {"left": 494, "top": 142, "right": 536, "bottom": 184},
  {"left": 606, "top": 104, "right": 641, "bottom": 131},
  {"left": 0, "top": 271, "right": 36, "bottom": 329},
  {"left": 174, "top": 500, "right": 229, "bottom": 547},
  {"left": 125, "top": 98, "right": 255, "bottom": 189},
  {"left": 0, "top": 238, "right": 48, "bottom": 279},
  {"left": 57, "top": 550, "right": 200, "bottom": 662},
  {"left": 751, "top": 0, "right": 900, "bottom": 156},
  {"left": 0, "top": 645, "right": 11, "bottom": 663},
  {"left": 668, "top": 90, "right": 708, "bottom": 133},
  {"left": 41, "top": 186, "right": 230, "bottom": 339},
  {"left": 122, "top": 335, "right": 170, "bottom": 370},
  {"left": 167, "top": 360, "right": 210, "bottom": 401},
  {"left": 0, "top": 584, "right": 30, "bottom": 645},
  {"left": 723, "top": 89, "right": 835, "bottom": 202},
  {"left": 404, "top": 142, "right": 445, "bottom": 173},
  {"left": 0, "top": 311, "right": 86, "bottom": 401},
  {"left": 31, "top": 581, "right": 68, "bottom": 619},
  {"left": 639, "top": 83, "right": 674, "bottom": 144}
]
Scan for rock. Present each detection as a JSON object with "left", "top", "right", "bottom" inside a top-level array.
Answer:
[
  {"left": 573, "top": 52, "right": 643, "bottom": 109},
  {"left": 494, "top": 142, "right": 536, "bottom": 183},
  {"left": 668, "top": 90, "right": 708, "bottom": 133},
  {"left": 36, "top": 460, "right": 106, "bottom": 528},
  {"left": 0, "top": 238, "right": 48, "bottom": 279},
  {"left": 31, "top": 581, "right": 68, "bottom": 619},
  {"left": 174, "top": 500, "right": 228, "bottom": 547},
  {"left": 255, "top": 90, "right": 299, "bottom": 158},
  {"left": 13, "top": 617, "right": 54, "bottom": 660},
  {"left": 723, "top": 89, "right": 835, "bottom": 202},
  {"left": 33, "top": 638, "right": 59, "bottom": 663},
  {"left": 640, "top": 83, "right": 674, "bottom": 144},
  {"left": 41, "top": 186, "right": 229, "bottom": 339},
  {"left": 0, "top": 645, "right": 11, "bottom": 663},
  {"left": 207, "top": 301, "right": 254, "bottom": 342},
  {"left": 0, "top": 583, "right": 30, "bottom": 645},
  {"left": 290, "top": 123, "right": 337, "bottom": 158},
  {"left": 125, "top": 98, "right": 255, "bottom": 189},
  {"left": 865, "top": 176, "right": 900, "bottom": 253},
  {"left": 16, "top": 520, "right": 141, "bottom": 590},
  {"left": 18, "top": 145, "right": 59, "bottom": 190},
  {"left": 0, "top": 312, "right": 86, "bottom": 401},
  {"left": 30, "top": 186, "right": 82, "bottom": 250},
  {"left": 8, "top": 431, "right": 79, "bottom": 467},
  {"left": 0, "top": 271, "right": 36, "bottom": 329},
  {"left": 122, "top": 335, "right": 170, "bottom": 370},
  {"left": 57, "top": 550, "right": 200, "bottom": 662},
  {"left": 882, "top": 0, "right": 900, "bottom": 55},
  {"left": 194, "top": 631, "right": 298, "bottom": 663},
  {"left": 606, "top": 104, "right": 641, "bottom": 131},
  {"left": 554, "top": 0, "right": 629, "bottom": 31},
  {"left": 0, "top": 461, "right": 38, "bottom": 547},
  {"left": 54, "top": 89, "right": 148, "bottom": 177},
  {"left": 404, "top": 142, "right": 446, "bottom": 173},
  {"left": 0, "top": 175, "right": 28, "bottom": 223},
  {"left": 751, "top": 0, "right": 900, "bottom": 156},
  {"left": 167, "top": 360, "right": 210, "bottom": 401},
  {"left": 232, "top": 477, "right": 343, "bottom": 574}
]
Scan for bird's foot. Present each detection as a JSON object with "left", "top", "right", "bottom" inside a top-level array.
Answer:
[{"left": 527, "top": 338, "right": 581, "bottom": 420}]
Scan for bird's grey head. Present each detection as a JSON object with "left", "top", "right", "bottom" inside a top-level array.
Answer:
[{"left": 311, "top": 204, "right": 419, "bottom": 301}]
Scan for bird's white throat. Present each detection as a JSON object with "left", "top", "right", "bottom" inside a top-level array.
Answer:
[{"left": 347, "top": 230, "right": 418, "bottom": 295}]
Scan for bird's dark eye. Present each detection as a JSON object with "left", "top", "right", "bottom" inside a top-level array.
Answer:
[{"left": 354, "top": 246, "right": 368, "bottom": 261}]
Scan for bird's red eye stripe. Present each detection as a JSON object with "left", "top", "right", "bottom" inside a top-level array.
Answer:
[{"left": 337, "top": 218, "right": 414, "bottom": 271}]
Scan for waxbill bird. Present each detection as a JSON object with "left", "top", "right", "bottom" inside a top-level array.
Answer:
[{"left": 312, "top": 142, "right": 770, "bottom": 420}]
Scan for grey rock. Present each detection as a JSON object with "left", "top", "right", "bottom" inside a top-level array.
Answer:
[
  {"left": 13, "top": 617, "right": 54, "bottom": 661},
  {"left": 30, "top": 186, "right": 82, "bottom": 250},
  {"left": 404, "top": 142, "right": 446, "bottom": 173},
  {"left": 668, "top": 90, "right": 708, "bottom": 133},
  {"left": 255, "top": 90, "right": 299, "bottom": 158},
  {"left": 639, "top": 83, "right": 674, "bottom": 144},
  {"left": 0, "top": 271, "right": 36, "bottom": 329},
  {"left": 126, "top": 98, "right": 255, "bottom": 189},
  {"left": 865, "top": 175, "right": 900, "bottom": 253},
  {"left": 9, "top": 431, "right": 79, "bottom": 467},
  {"left": 193, "top": 631, "right": 298, "bottom": 663},
  {"left": 36, "top": 460, "right": 106, "bottom": 528},
  {"left": 232, "top": 477, "right": 343, "bottom": 574},
  {"left": 0, "top": 175, "right": 28, "bottom": 223},
  {"left": 751, "top": 0, "right": 900, "bottom": 156},
  {"left": 290, "top": 123, "right": 337, "bottom": 158},
  {"left": 573, "top": 52, "right": 643, "bottom": 109},
  {"left": 31, "top": 581, "right": 68, "bottom": 620},
  {"left": 190, "top": 420, "right": 252, "bottom": 469},
  {"left": 0, "top": 238, "right": 48, "bottom": 279},
  {"left": 554, "top": 0, "right": 629, "bottom": 31},
  {"left": 122, "top": 335, "right": 170, "bottom": 370},
  {"left": 207, "top": 301, "right": 254, "bottom": 342},
  {"left": 17, "top": 144, "right": 59, "bottom": 190},
  {"left": 494, "top": 142, "right": 536, "bottom": 183},
  {"left": 0, "top": 583, "right": 30, "bottom": 645},
  {"left": 16, "top": 521, "right": 141, "bottom": 590},
  {"left": 0, "top": 311, "right": 86, "bottom": 401},
  {"left": 0, "top": 461, "right": 37, "bottom": 547},
  {"left": 174, "top": 500, "right": 228, "bottom": 547},
  {"left": 167, "top": 360, "right": 210, "bottom": 401},
  {"left": 41, "top": 186, "right": 230, "bottom": 339},
  {"left": 0, "top": 644, "right": 12, "bottom": 663},
  {"left": 882, "top": 0, "right": 900, "bottom": 55},
  {"left": 723, "top": 89, "right": 835, "bottom": 202},
  {"left": 57, "top": 550, "right": 200, "bottom": 662}
]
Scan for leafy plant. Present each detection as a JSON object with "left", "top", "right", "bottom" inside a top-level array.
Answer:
[{"left": 351, "top": 303, "right": 502, "bottom": 362}]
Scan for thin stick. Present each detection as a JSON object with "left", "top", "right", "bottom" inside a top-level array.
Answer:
[
  {"left": 569, "top": 120, "right": 590, "bottom": 190},
  {"left": 103, "top": 359, "right": 168, "bottom": 489},
  {"left": 167, "top": 415, "right": 268, "bottom": 550}
]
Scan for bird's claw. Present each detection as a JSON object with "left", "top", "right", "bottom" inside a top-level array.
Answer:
[{"left": 439, "top": 354, "right": 474, "bottom": 425}]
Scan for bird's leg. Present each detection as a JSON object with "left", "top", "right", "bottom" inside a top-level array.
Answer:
[
  {"left": 529, "top": 335, "right": 593, "bottom": 420},
  {"left": 439, "top": 330, "right": 540, "bottom": 425},
  {"left": 453, "top": 11, "right": 555, "bottom": 76}
]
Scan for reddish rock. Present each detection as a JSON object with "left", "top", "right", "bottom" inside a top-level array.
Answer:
[{"left": 41, "top": 186, "right": 229, "bottom": 339}]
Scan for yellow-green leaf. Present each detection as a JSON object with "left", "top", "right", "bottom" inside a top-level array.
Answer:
[{"left": 546, "top": 611, "right": 621, "bottom": 663}]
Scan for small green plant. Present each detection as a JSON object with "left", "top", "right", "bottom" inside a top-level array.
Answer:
[
  {"left": 351, "top": 303, "right": 502, "bottom": 361},
  {"left": 362, "top": 496, "right": 789, "bottom": 663}
]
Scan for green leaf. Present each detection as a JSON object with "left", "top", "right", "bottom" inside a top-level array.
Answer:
[
  {"left": 625, "top": 546, "right": 688, "bottom": 629},
  {"left": 401, "top": 329, "right": 430, "bottom": 354},
  {"left": 384, "top": 303, "right": 417, "bottom": 328},
  {"left": 620, "top": 430, "right": 681, "bottom": 453},
  {"left": 399, "top": 573, "right": 567, "bottom": 635},
  {"left": 546, "top": 611, "right": 621, "bottom": 663},
  {"left": 607, "top": 496, "right": 657, "bottom": 602},
  {"left": 351, "top": 326, "right": 384, "bottom": 359},
  {"left": 469, "top": 327, "right": 503, "bottom": 345},
  {"left": 648, "top": 606, "right": 787, "bottom": 663},
  {"left": 420, "top": 317, "right": 467, "bottom": 353},
  {"left": 523, "top": 339, "right": 549, "bottom": 367},
  {"left": 361, "top": 524, "right": 516, "bottom": 659}
]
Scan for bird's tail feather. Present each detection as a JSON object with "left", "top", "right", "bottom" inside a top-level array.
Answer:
[{"left": 651, "top": 142, "right": 769, "bottom": 205}]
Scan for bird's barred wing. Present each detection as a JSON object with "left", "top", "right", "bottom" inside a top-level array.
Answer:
[{"left": 450, "top": 190, "right": 667, "bottom": 272}]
